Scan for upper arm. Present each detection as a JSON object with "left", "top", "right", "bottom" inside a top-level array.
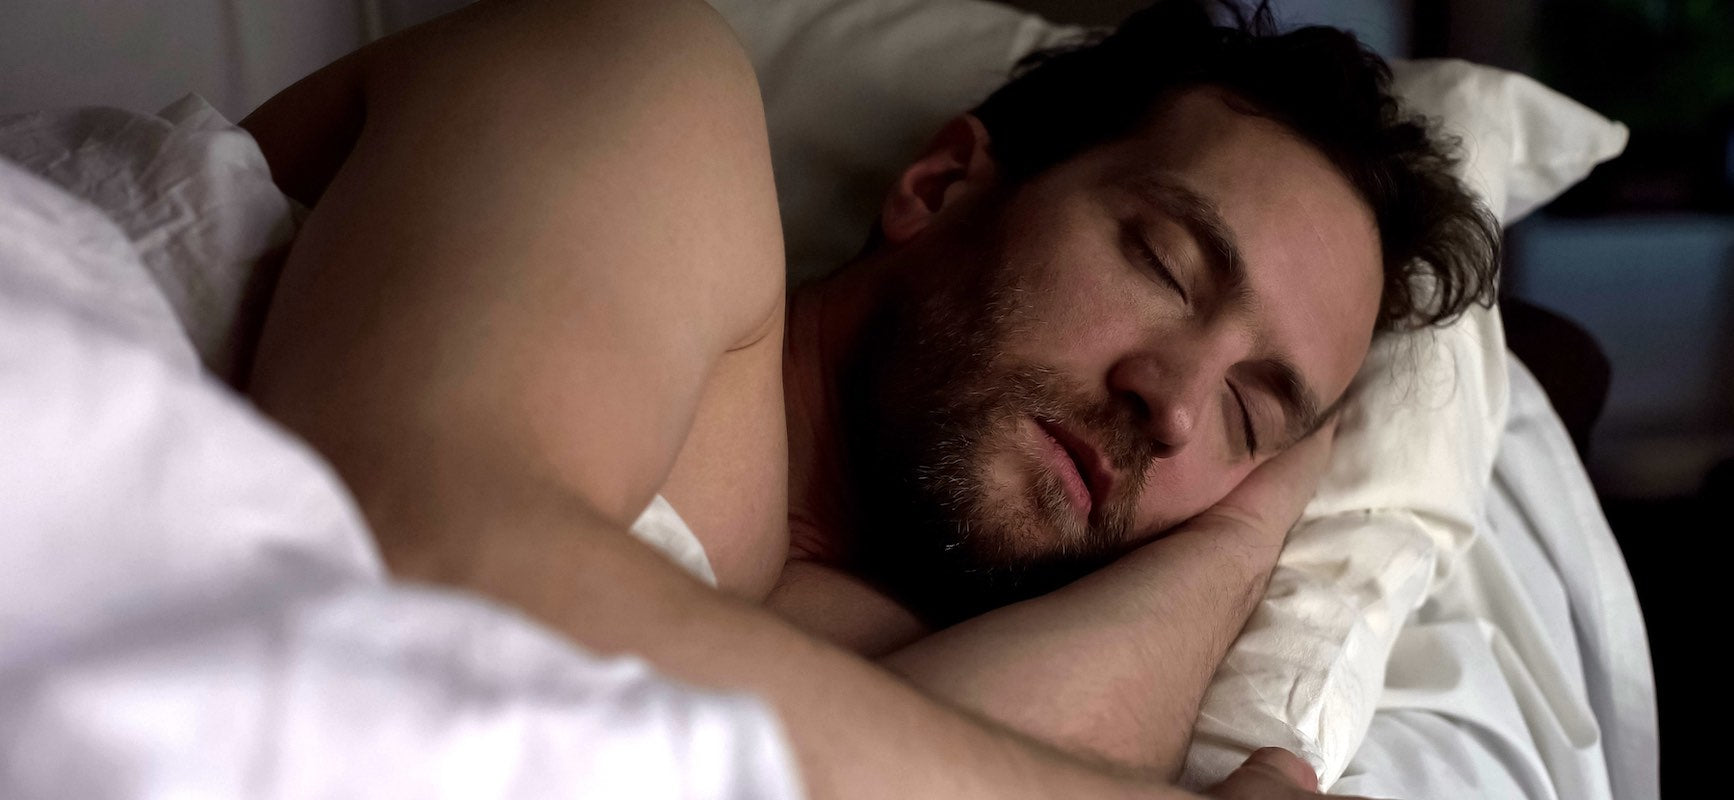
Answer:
[{"left": 248, "top": 0, "right": 784, "bottom": 564}]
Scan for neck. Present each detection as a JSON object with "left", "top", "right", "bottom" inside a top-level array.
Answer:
[{"left": 783, "top": 257, "right": 895, "bottom": 564}]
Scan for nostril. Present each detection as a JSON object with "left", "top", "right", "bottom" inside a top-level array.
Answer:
[
  {"left": 1116, "top": 389, "right": 1184, "bottom": 458},
  {"left": 1118, "top": 389, "right": 1151, "bottom": 425}
]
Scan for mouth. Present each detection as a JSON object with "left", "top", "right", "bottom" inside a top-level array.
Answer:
[{"left": 1034, "top": 417, "right": 1115, "bottom": 520}]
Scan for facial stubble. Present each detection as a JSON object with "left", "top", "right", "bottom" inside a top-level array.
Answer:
[{"left": 842, "top": 212, "right": 1159, "bottom": 624}]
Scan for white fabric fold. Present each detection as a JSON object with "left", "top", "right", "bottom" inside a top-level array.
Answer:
[
  {"left": 0, "top": 115, "right": 798, "bottom": 800},
  {"left": 1330, "top": 360, "right": 1657, "bottom": 800},
  {"left": 1184, "top": 300, "right": 1511, "bottom": 788},
  {"left": 0, "top": 95, "right": 298, "bottom": 383}
]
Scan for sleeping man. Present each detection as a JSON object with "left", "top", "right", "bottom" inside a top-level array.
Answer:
[{"left": 240, "top": 0, "right": 1496, "bottom": 797}]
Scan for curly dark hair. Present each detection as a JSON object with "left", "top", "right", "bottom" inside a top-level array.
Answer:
[{"left": 970, "top": 0, "right": 1499, "bottom": 330}]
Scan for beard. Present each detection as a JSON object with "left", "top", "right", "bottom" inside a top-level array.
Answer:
[{"left": 840, "top": 211, "right": 1160, "bottom": 626}]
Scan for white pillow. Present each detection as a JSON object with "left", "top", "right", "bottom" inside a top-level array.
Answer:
[
  {"left": 706, "top": 0, "right": 1626, "bottom": 789},
  {"left": 1390, "top": 58, "right": 1629, "bottom": 224},
  {"left": 1189, "top": 58, "right": 1625, "bottom": 789}
]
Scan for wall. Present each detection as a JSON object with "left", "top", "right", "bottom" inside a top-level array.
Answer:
[
  {"left": 1511, "top": 215, "right": 1734, "bottom": 496},
  {"left": 1002, "top": 0, "right": 1411, "bottom": 57}
]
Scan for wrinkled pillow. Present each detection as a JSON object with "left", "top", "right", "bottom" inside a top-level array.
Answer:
[{"left": 705, "top": 0, "right": 1626, "bottom": 789}]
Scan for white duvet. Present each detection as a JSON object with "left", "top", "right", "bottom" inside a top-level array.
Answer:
[{"left": 0, "top": 115, "right": 799, "bottom": 800}]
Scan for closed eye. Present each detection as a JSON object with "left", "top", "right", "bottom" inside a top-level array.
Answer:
[
  {"left": 1125, "top": 226, "right": 1189, "bottom": 303},
  {"left": 1229, "top": 382, "right": 1259, "bottom": 455}
]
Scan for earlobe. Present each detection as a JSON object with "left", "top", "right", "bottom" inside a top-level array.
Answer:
[{"left": 878, "top": 114, "right": 997, "bottom": 245}]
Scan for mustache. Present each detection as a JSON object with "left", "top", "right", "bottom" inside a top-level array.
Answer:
[{"left": 997, "top": 366, "right": 1159, "bottom": 480}]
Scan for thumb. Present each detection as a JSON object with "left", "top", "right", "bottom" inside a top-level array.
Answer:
[{"left": 1237, "top": 747, "right": 1321, "bottom": 793}]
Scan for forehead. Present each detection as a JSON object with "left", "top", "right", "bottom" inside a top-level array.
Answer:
[
  {"left": 1097, "top": 87, "right": 1380, "bottom": 262},
  {"left": 1070, "top": 87, "right": 1384, "bottom": 404}
]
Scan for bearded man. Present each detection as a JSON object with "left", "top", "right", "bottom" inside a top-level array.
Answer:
[{"left": 239, "top": 0, "right": 1496, "bottom": 797}]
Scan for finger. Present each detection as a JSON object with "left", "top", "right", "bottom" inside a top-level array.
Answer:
[{"left": 1241, "top": 747, "right": 1320, "bottom": 793}]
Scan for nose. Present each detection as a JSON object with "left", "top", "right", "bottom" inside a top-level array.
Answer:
[{"left": 1106, "top": 335, "right": 1238, "bottom": 458}]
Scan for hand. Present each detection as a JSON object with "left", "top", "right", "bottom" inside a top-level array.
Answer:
[
  {"left": 1192, "top": 417, "right": 1338, "bottom": 542},
  {"left": 1204, "top": 748, "right": 1383, "bottom": 800}
]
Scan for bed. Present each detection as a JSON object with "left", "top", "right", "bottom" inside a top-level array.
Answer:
[{"left": 0, "top": 1, "right": 1657, "bottom": 798}]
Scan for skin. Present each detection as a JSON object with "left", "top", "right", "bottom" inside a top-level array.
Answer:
[
  {"left": 904, "top": 100, "right": 1376, "bottom": 537},
  {"left": 776, "top": 94, "right": 1381, "bottom": 643},
  {"left": 240, "top": 1, "right": 1385, "bottom": 797},
  {"left": 765, "top": 89, "right": 1384, "bottom": 771}
]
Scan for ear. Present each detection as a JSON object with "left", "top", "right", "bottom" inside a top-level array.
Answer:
[{"left": 879, "top": 114, "right": 998, "bottom": 246}]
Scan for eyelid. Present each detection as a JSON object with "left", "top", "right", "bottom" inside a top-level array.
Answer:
[
  {"left": 1229, "top": 382, "right": 1258, "bottom": 455},
  {"left": 1128, "top": 227, "right": 1189, "bottom": 304}
]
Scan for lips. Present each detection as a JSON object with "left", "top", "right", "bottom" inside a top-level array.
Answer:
[{"left": 1036, "top": 417, "right": 1116, "bottom": 519}]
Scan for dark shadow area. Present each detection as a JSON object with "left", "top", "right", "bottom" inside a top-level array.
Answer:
[
  {"left": 1600, "top": 477, "right": 1724, "bottom": 799},
  {"left": 1503, "top": 297, "right": 1611, "bottom": 456}
]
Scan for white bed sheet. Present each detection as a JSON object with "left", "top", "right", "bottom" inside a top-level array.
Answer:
[{"left": 1331, "top": 358, "right": 1658, "bottom": 799}]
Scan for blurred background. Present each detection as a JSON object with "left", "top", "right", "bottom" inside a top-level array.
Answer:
[{"left": 1007, "top": 1, "right": 1729, "bottom": 795}]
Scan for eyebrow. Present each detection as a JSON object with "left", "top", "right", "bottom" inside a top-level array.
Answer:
[
  {"left": 1125, "top": 175, "right": 1249, "bottom": 304},
  {"left": 1128, "top": 174, "right": 1335, "bottom": 452}
]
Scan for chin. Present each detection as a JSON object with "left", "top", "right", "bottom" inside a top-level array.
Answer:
[{"left": 972, "top": 444, "right": 1070, "bottom": 560}]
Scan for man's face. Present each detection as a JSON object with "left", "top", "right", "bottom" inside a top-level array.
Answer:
[{"left": 852, "top": 89, "right": 1383, "bottom": 617}]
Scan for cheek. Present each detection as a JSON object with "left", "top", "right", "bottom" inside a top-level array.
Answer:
[
  {"left": 998, "top": 258, "right": 1160, "bottom": 370},
  {"left": 1131, "top": 452, "right": 1256, "bottom": 535}
]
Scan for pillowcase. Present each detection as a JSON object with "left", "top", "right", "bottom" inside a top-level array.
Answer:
[
  {"left": 1389, "top": 58, "right": 1629, "bottom": 224},
  {"left": 705, "top": 0, "right": 1626, "bottom": 789}
]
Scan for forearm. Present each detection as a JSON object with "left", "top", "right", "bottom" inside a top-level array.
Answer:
[
  {"left": 405, "top": 494, "right": 1192, "bottom": 800},
  {"left": 880, "top": 517, "right": 1283, "bottom": 779}
]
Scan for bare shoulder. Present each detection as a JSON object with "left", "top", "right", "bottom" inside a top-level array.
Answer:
[
  {"left": 359, "top": 0, "right": 785, "bottom": 350},
  {"left": 248, "top": 0, "right": 788, "bottom": 582}
]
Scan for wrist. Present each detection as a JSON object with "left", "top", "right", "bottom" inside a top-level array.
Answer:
[{"left": 1184, "top": 507, "right": 1294, "bottom": 554}]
